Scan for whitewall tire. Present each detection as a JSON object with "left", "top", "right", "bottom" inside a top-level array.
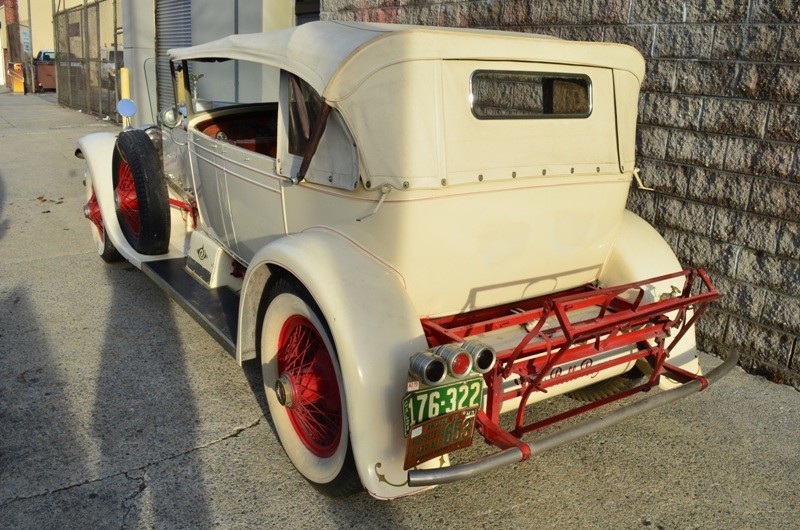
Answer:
[{"left": 260, "top": 277, "right": 361, "bottom": 496}]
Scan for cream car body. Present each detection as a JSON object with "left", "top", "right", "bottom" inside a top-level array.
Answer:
[{"left": 78, "top": 22, "right": 725, "bottom": 500}]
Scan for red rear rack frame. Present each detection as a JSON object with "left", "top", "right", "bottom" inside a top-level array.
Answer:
[{"left": 421, "top": 268, "right": 720, "bottom": 458}]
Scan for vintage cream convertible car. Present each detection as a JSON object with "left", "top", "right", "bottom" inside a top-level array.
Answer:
[{"left": 78, "top": 21, "right": 737, "bottom": 499}]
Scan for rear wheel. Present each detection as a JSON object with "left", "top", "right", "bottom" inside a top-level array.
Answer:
[
  {"left": 260, "top": 276, "right": 361, "bottom": 496},
  {"left": 112, "top": 130, "right": 170, "bottom": 255},
  {"left": 84, "top": 180, "right": 123, "bottom": 263}
]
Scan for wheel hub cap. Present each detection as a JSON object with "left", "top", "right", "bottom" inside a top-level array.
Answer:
[{"left": 275, "top": 374, "right": 294, "bottom": 408}]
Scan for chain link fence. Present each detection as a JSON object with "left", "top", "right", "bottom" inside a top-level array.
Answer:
[{"left": 54, "top": 0, "right": 121, "bottom": 120}]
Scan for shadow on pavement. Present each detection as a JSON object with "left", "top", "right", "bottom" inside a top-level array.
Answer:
[
  {"left": 0, "top": 288, "right": 89, "bottom": 519},
  {"left": 240, "top": 359, "right": 276, "bottom": 433},
  {"left": 0, "top": 171, "right": 9, "bottom": 240},
  {"left": 90, "top": 264, "right": 211, "bottom": 527}
]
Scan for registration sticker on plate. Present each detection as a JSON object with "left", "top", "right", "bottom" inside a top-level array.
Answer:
[
  {"left": 404, "top": 408, "right": 478, "bottom": 470},
  {"left": 402, "top": 376, "right": 483, "bottom": 436}
]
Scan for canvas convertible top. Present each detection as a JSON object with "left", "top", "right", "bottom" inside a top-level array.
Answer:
[
  {"left": 168, "top": 21, "right": 645, "bottom": 102},
  {"left": 170, "top": 21, "right": 646, "bottom": 190}
]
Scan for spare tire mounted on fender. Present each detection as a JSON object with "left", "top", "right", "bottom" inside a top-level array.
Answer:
[{"left": 112, "top": 130, "right": 170, "bottom": 255}]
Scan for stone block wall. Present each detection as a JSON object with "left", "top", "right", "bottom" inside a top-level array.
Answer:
[{"left": 321, "top": 0, "right": 800, "bottom": 388}]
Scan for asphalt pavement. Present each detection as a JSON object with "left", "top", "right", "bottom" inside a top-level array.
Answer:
[{"left": 0, "top": 88, "right": 799, "bottom": 529}]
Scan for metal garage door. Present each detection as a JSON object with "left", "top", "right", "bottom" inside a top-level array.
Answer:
[{"left": 156, "top": 0, "right": 191, "bottom": 112}]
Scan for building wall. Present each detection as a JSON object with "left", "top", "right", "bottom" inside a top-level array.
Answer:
[
  {"left": 0, "top": 5, "right": 6, "bottom": 86},
  {"left": 321, "top": 0, "right": 800, "bottom": 388},
  {"left": 190, "top": 0, "right": 292, "bottom": 105},
  {"left": 129, "top": 0, "right": 295, "bottom": 126},
  {"left": 18, "top": 0, "right": 87, "bottom": 56},
  {"left": 19, "top": 0, "right": 55, "bottom": 54}
]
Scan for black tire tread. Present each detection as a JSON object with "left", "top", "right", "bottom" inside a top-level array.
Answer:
[
  {"left": 98, "top": 229, "right": 124, "bottom": 263},
  {"left": 113, "top": 130, "right": 170, "bottom": 255}
]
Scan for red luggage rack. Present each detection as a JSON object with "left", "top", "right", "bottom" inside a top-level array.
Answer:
[{"left": 421, "top": 268, "right": 721, "bottom": 458}]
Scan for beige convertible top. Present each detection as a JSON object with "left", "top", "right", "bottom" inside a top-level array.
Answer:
[
  {"left": 169, "top": 21, "right": 645, "bottom": 100},
  {"left": 171, "top": 21, "right": 646, "bottom": 190}
]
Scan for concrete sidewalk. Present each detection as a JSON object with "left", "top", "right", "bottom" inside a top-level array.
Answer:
[{"left": 0, "top": 90, "right": 799, "bottom": 529}]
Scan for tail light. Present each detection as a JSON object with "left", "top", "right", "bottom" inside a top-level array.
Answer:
[
  {"left": 434, "top": 344, "right": 473, "bottom": 379},
  {"left": 461, "top": 340, "right": 497, "bottom": 374},
  {"left": 409, "top": 351, "right": 447, "bottom": 386}
]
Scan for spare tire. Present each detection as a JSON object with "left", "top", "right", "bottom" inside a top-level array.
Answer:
[{"left": 112, "top": 130, "right": 170, "bottom": 255}]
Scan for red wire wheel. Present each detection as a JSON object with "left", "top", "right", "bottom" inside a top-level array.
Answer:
[
  {"left": 111, "top": 130, "right": 170, "bottom": 255},
  {"left": 85, "top": 185, "right": 106, "bottom": 240},
  {"left": 115, "top": 157, "right": 141, "bottom": 240},
  {"left": 261, "top": 277, "right": 361, "bottom": 496},
  {"left": 84, "top": 181, "right": 122, "bottom": 263},
  {"left": 277, "top": 315, "right": 342, "bottom": 457}
]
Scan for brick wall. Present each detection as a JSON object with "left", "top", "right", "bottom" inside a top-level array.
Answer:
[{"left": 321, "top": 0, "right": 800, "bottom": 388}]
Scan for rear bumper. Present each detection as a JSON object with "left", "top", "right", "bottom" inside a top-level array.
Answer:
[{"left": 407, "top": 349, "right": 739, "bottom": 487}]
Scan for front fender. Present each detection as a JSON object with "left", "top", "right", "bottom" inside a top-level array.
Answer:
[
  {"left": 78, "top": 132, "right": 186, "bottom": 267},
  {"left": 238, "top": 228, "right": 441, "bottom": 499},
  {"left": 599, "top": 210, "right": 700, "bottom": 388}
]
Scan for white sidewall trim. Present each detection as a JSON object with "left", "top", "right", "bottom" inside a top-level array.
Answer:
[{"left": 261, "top": 292, "right": 350, "bottom": 484}]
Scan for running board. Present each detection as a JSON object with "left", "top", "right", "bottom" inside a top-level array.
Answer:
[{"left": 142, "top": 258, "right": 239, "bottom": 356}]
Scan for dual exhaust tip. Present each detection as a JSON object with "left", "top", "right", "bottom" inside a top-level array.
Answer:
[{"left": 409, "top": 340, "right": 497, "bottom": 386}]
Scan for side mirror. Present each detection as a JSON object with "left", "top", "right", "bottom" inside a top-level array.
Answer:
[
  {"left": 117, "top": 98, "right": 137, "bottom": 129},
  {"left": 117, "top": 98, "right": 136, "bottom": 118},
  {"left": 160, "top": 107, "right": 181, "bottom": 129}
]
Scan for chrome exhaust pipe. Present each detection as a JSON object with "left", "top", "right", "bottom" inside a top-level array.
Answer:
[
  {"left": 409, "top": 351, "right": 447, "bottom": 386},
  {"left": 461, "top": 340, "right": 497, "bottom": 374}
]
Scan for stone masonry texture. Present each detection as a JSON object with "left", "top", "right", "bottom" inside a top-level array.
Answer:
[{"left": 321, "top": 0, "right": 800, "bottom": 388}]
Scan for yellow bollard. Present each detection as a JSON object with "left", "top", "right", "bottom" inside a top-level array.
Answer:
[
  {"left": 119, "top": 67, "right": 130, "bottom": 100},
  {"left": 10, "top": 63, "right": 25, "bottom": 93}
]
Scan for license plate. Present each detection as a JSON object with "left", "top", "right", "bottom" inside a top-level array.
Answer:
[
  {"left": 402, "top": 376, "right": 483, "bottom": 436},
  {"left": 404, "top": 408, "right": 478, "bottom": 470}
]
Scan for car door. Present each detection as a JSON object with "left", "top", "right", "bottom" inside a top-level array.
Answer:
[
  {"left": 189, "top": 130, "right": 236, "bottom": 250},
  {"left": 223, "top": 120, "right": 287, "bottom": 263}
]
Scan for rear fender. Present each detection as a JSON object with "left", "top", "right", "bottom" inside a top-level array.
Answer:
[
  {"left": 237, "top": 228, "right": 441, "bottom": 499},
  {"left": 77, "top": 132, "right": 188, "bottom": 268},
  {"left": 599, "top": 210, "right": 700, "bottom": 389}
]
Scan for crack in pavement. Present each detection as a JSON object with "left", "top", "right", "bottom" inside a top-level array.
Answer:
[
  {"left": 121, "top": 470, "right": 148, "bottom": 529},
  {"left": 0, "top": 417, "right": 262, "bottom": 509}
]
